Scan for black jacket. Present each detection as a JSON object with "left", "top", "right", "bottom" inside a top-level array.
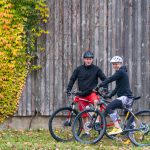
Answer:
[
  {"left": 67, "top": 64, "right": 107, "bottom": 95},
  {"left": 100, "top": 66, "right": 132, "bottom": 97}
]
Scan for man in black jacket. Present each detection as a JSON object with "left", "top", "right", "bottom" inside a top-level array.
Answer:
[
  {"left": 97, "top": 56, "right": 133, "bottom": 135},
  {"left": 67, "top": 50, "right": 107, "bottom": 137}
]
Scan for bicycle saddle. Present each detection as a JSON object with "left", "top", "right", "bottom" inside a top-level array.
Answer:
[{"left": 132, "top": 96, "right": 141, "bottom": 100}]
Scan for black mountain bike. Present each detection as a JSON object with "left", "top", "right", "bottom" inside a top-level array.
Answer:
[
  {"left": 48, "top": 89, "right": 113, "bottom": 142},
  {"left": 72, "top": 96, "right": 150, "bottom": 146}
]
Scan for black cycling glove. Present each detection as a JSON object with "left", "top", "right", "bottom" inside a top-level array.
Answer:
[{"left": 66, "top": 90, "right": 71, "bottom": 97}]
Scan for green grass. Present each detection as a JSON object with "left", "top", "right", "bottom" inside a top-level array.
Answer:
[{"left": 0, "top": 129, "right": 149, "bottom": 150}]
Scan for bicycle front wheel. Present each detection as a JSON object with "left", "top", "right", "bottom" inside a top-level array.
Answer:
[
  {"left": 72, "top": 109, "right": 106, "bottom": 144},
  {"left": 128, "top": 110, "right": 150, "bottom": 147},
  {"left": 49, "top": 107, "right": 80, "bottom": 142}
]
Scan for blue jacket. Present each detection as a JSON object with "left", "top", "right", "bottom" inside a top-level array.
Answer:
[{"left": 99, "top": 66, "right": 132, "bottom": 97}]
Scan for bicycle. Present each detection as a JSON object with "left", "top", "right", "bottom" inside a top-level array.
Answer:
[
  {"left": 72, "top": 95, "right": 150, "bottom": 146},
  {"left": 48, "top": 88, "right": 115, "bottom": 142}
]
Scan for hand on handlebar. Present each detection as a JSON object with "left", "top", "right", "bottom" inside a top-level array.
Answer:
[
  {"left": 66, "top": 90, "right": 71, "bottom": 97},
  {"left": 93, "top": 86, "right": 99, "bottom": 92},
  {"left": 103, "top": 93, "right": 112, "bottom": 99},
  {"left": 75, "top": 91, "right": 83, "bottom": 96}
]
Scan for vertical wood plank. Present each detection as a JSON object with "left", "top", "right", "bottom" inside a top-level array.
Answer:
[
  {"left": 63, "top": 0, "right": 72, "bottom": 106},
  {"left": 49, "top": 0, "right": 55, "bottom": 114},
  {"left": 107, "top": 0, "right": 113, "bottom": 77},
  {"left": 136, "top": 0, "right": 142, "bottom": 110},
  {"left": 44, "top": 1, "right": 51, "bottom": 115},
  {"left": 89, "top": 0, "right": 95, "bottom": 51},
  {"left": 111, "top": 0, "right": 116, "bottom": 57},
  {"left": 26, "top": 74, "right": 32, "bottom": 115},
  {"left": 76, "top": 0, "right": 82, "bottom": 66},
  {"left": 39, "top": 27, "right": 46, "bottom": 115},
  {"left": 103, "top": 0, "right": 108, "bottom": 75},
  {"left": 122, "top": 0, "right": 129, "bottom": 64},
  {"left": 31, "top": 71, "right": 36, "bottom": 115},
  {"left": 141, "top": 0, "right": 150, "bottom": 109},
  {"left": 99, "top": 0, "right": 105, "bottom": 69},
  {"left": 53, "top": 0, "right": 63, "bottom": 110},
  {"left": 147, "top": 0, "right": 150, "bottom": 109},
  {"left": 81, "top": 0, "right": 90, "bottom": 50},
  {"left": 72, "top": 0, "right": 77, "bottom": 71},
  {"left": 128, "top": 0, "right": 133, "bottom": 93},
  {"left": 94, "top": 0, "right": 100, "bottom": 65}
]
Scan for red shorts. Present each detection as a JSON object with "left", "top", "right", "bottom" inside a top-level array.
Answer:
[{"left": 74, "top": 92, "right": 100, "bottom": 117}]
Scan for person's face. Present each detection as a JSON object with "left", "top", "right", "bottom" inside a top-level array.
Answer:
[
  {"left": 83, "top": 58, "right": 93, "bottom": 66},
  {"left": 112, "top": 62, "right": 122, "bottom": 70}
]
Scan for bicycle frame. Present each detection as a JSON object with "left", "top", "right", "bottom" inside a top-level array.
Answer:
[
  {"left": 64, "top": 96, "right": 93, "bottom": 124},
  {"left": 67, "top": 90, "right": 116, "bottom": 129},
  {"left": 120, "top": 107, "right": 146, "bottom": 133}
]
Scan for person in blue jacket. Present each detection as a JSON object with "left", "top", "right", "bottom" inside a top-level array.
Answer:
[{"left": 97, "top": 56, "right": 133, "bottom": 135}]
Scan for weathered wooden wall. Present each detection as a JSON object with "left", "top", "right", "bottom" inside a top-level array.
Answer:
[{"left": 16, "top": 0, "right": 150, "bottom": 116}]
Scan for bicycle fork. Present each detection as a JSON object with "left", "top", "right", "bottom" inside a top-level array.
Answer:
[
  {"left": 87, "top": 110, "right": 98, "bottom": 129},
  {"left": 65, "top": 104, "right": 76, "bottom": 126}
]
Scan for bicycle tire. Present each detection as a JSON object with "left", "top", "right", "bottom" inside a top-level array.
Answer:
[
  {"left": 127, "top": 109, "right": 150, "bottom": 147},
  {"left": 49, "top": 107, "right": 81, "bottom": 142},
  {"left": 72, "top": 109, "right": 106, "bottom": 144}
]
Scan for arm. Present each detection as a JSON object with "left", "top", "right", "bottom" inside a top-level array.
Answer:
[
  {"left": 98, "top": 70, "right": 122, "bottom": 87},
  {"left": 97, "top": 68, "right": 107, "bottom": 81},
  {"left": 97, "top": 68, "right": 108, "bottom": 89},
  {"left": 67, "top": 68, "right": 78, "bottom": 91}
]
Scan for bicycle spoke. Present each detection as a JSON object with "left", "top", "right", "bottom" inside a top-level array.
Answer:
[
  {"left": 128, "top": 110, "right": 150, "bottom": 146},
  {"left": 49, "top": 107, "right": 80, "bottom": 142}
]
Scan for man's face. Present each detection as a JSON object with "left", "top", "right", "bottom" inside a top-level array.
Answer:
[
  {"left": 112, "top": 62, "right": 122, "bottom": 70},
  {"left": 83, "top": 58, "right": 93, "bottom": 66}
]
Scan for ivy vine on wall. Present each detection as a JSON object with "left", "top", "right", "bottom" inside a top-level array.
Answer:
[{"left": 0, "top": 0, "right": 48, "bottom": 123}]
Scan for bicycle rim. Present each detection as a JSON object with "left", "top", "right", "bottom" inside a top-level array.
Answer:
[
  {"left": 72, "top": 109, "right": 106, "bottom": 144},
  {"left": 128, "top": 110, "right": 150, "bottom": 146},
  {"left": 49, "top": 107, "right": 80, "bottom": 142}
]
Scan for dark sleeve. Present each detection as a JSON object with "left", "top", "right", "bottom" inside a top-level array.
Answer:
[
  {"left": 100, "top": 70, "right": 122, "bottom": 87},
  {"left": 67, "top": 68, "right": 78, "bottom": 91},
  {"left": 97, "top": 68, "right": 108, "bottom": 89},
  {"left": 97, "top": 68, "right": 107, "bottom": 81}
]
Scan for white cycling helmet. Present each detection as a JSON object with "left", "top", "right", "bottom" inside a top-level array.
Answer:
[{"left": 110, "top": 56, "right": 123, "bottom": 63}]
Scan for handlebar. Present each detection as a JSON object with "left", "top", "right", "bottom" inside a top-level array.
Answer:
[{"left": 66, "top": 87, "right": 110, "bottom": 98}]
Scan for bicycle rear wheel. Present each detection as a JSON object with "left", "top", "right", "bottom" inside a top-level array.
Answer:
[
  {"left": 128, "top": 110, "right": 150, "bottom": 146},
  {"left": 72, "top": 109, "right": 106, "bottom": 144},
  {"left": 49, "top": 107, "right": 81, "bottom": 142}
]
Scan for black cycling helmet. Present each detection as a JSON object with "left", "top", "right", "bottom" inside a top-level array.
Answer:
[{"left": 83, "top": 51, "right": 94, "bottom": 58}]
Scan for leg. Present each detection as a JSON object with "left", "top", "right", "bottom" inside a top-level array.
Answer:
[
  {"left": 90, "top": 93, "right": 100, "bottom": 122},
  {"left": 106, "top": 99, "right": 123, "bottom": 134},
  {"left": 92, "top": 95, "right": 101, "bottom": 130},
  {"left": 77, "top": 99, "right": 90, "bottom": 134},
  {"left": 80, "top": 92, "right": 100, "bottom": 135},
  {"left": 106, "top": 99, "right": 123, "bottom": 114}
]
